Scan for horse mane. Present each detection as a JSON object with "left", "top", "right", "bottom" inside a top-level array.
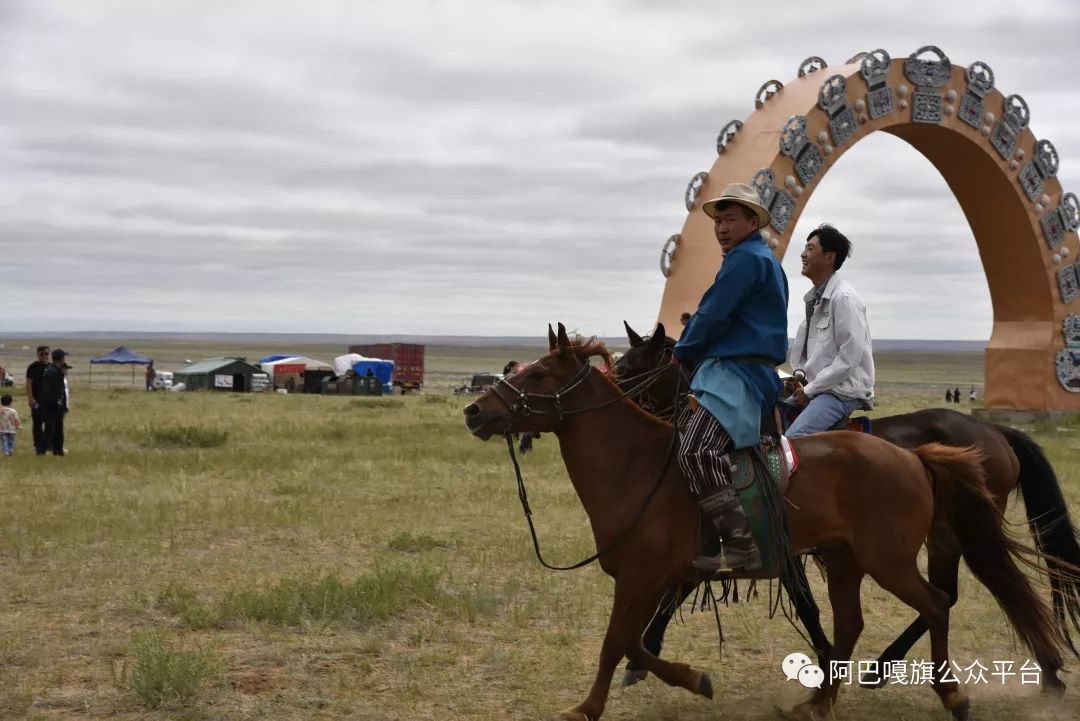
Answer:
[
  {"left": 564, "top": 334, "right": 671, "bottom": 428},
  {"left": 565, "top": 334, "right": 614, "bottom": 370}
]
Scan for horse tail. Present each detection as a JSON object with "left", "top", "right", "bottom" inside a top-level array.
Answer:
[
  {"left": 916, "top": 443, "right": 1070, "bottom": 677},
  {"left": 998, "top": 424, "right": 1080, "bottom": 656}
]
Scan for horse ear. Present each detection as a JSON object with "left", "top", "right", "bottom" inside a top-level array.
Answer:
[
  {"left": 624, "top": 320, "right": 644, "bottom": 347},
  {"left": 548, "top": 324, "right": 558, "bottom": 351},
  {"left": 557, "top": 322, "right": 571, "bottom": 350},
  {"left": 650, "top": 323, "right": 667, "bottom": 348}
]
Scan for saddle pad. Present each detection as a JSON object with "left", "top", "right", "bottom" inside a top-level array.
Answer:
[
  {"left": 726, "top": 443, "right": 788, "bottom": 577},
  {"left": 847, "top": 415, "right": 872, "bottom": 434},
  {"left": 779, "top": 435, "right": 798, "bottom": 477}
]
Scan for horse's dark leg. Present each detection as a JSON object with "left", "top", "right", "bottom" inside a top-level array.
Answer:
[
  {"left": 622, "top": 582, "right": 695, "bottom": 687},
  {"left": 869, "top": 548, "right": 969, "bottom": 720},
  {"left": 862, "top": 527, "right": 961, "bottom": 688},
  {"left": 783, "top": 558, "right": 833, "bottom": 669},
  {"left": 790, "top": 546, "right": 864, "bottom": 721},
  {"left": 625, "top": 561, "right": 832, "bottom": 688}
]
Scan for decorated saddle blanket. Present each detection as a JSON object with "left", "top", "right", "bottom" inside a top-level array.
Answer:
[{"left": 699, "top": 438, "right": 794, "bottom": 578}]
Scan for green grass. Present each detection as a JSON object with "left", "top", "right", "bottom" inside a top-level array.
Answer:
[
  {"left": 139, "top": 424, "right": 229, "bottom": 448},
  {"left": 217, "top": 565, "right": 445, "bottom": 629},
  {"left": 0, "top": 340, "right": 1076, "bottom": 720},
  {"left": 115, "top": 631, "right": 224, "bottom": 710},
  {"left": 387, "top": 531, "right": 450, "bottom": 552}
]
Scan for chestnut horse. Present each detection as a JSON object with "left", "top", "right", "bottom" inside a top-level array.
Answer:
[
  {"left": 616, "top": 321, "right": 1080, "bottom": 686},
  {"left": 464, "top": 324, "right": 1070, "bottom": 721}
]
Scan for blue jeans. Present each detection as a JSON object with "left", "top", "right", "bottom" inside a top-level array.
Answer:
[
  {"left": 784, "top": 392, "right": 867, "bottom": 438},
  {"left": 1, "top": 433, "right": 14, "bottom": 455}
]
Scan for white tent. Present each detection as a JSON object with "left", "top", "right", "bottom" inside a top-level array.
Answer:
[{"left": 333, "top": 353, "right": 371, "bottom": 376}]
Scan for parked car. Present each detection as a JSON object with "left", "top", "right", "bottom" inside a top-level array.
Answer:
[
  {"left": 454, "top": 372, "right": 504, "bottom": 395},
  {"left": 151, "top": 371, "right": 174, "bottom": 391}
]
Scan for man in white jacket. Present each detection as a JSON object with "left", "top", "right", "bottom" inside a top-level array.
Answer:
[{"left": 785, "top": 224, "right": 875, "bottom": 438}]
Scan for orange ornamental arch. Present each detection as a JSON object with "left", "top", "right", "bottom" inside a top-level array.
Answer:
[{"left": 657, "top": 47, "right": 1080, "bottom": 412}]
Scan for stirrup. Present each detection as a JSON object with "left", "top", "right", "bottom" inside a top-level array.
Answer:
[{"left": 693, "top": 543, "right": 762, "bottom": 574}]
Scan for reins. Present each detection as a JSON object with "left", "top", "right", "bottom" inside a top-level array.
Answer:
[{"left": 499, "top": 359, "right": 683, "bottom": 571}]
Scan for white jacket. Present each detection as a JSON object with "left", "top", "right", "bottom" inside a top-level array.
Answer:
[{"left": 788, "top": 274, "right": 875, "bottom": 404}]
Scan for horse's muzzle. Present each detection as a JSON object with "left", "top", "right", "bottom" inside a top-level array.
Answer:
[{"left": 463, "top": 403, "right": 505, "bottom": 439}]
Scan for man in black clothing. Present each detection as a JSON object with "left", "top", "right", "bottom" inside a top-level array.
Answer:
[
  {"left": 37, "top": 349, "right": 67, "bottom": 456},
  {"left": 25, "top": 345, "right": 50, "bottom": 455}
]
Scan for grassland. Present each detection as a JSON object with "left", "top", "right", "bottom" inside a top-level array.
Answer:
[{"left": 0, "top": 340, "right": 1077, "bottom": 720}]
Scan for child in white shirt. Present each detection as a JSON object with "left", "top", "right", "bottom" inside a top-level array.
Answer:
[{"left": 0, "top": 394, "right": 22, "bottom": 456}]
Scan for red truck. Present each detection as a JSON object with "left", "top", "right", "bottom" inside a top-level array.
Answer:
[{"left": 348, "top": 343, "right": 425, "bottom": 392}]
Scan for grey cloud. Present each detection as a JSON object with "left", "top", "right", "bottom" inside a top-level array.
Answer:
[{"left": 2, "top": 0, "right": 1079, "bottom": 338}]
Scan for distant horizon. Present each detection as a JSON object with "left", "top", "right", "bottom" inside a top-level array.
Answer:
[{"left": 0, "top": 329, "right": 989, "bottom": 351}]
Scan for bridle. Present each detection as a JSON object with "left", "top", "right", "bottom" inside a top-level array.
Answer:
[
  {"left": 618, "top": 342, "right": 693, "bottom": 420},
  {"left": 486, "top": 353, "right": 683, "bottom": 571},
  {"left": 488, "top": 354, "right": 673, "bottom": 423}
]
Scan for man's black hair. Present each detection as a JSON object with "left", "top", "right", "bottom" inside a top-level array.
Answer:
[
  {"left": 808, "top": 223, "right": 852, "bottom": 270},
  {"left": 36, "top": 345, "right": 49, "bottom": 354},
  {"left": 0, "top": 394, "right": 11, "bottom": 406}
]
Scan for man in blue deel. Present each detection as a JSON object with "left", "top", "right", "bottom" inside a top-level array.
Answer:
[{"left": 673, "top": 182, "right": 789, "bottom": 574}]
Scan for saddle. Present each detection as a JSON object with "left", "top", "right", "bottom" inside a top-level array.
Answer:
[
  {"left": 685, "top": 391, "right": 871, "bottom": 439},
  {"left": 694, "top": 433, "right": 796, "bottom": 580},
  {"left": 780, "top": 375, "right": 872, "bottom": 434}
]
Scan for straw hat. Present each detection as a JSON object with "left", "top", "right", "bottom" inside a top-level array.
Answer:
[{"left": 701, "top": 182, "right": 771, "bottom": 229}]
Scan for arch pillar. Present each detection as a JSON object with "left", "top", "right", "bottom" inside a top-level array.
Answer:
[{"left": 657, "top": 48, "right": 1080, "bottom": 411}]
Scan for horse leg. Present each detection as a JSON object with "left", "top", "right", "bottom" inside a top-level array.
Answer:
[
  {"left": 790, "top": 546, "right": 864, "bottom": 720},
  {"left": 783, "top": 559, "right": 833, "bottom": 669},
  {"left": 558, "top": 580, "right": 708, "bottom": 721},
  {"left": 864, "top": 527, "right": 962, "bottom": 688},
  {"left": 622, "top": 582, "right": 695, "bottom": 686},
  {"left": 870, "top": 562, "right": 969, "bottom": 720}
]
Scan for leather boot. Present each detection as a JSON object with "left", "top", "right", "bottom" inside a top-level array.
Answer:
[{"left": 693, "top": 486, "right": 762, "bottom": 574}]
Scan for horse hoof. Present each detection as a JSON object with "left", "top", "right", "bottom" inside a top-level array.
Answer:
[
  {"left": 622, "top": 667, "right": 648, "bottom": 687},
  {"left": 696, "top": 672, "right": 714, "bottom": 699},
  {"left": 773, "top": 703, "right": 820, "bottom": 721},
  {"left": 1042, "top": 674, "right": 1066, "bottom": 697},
  {"left": 555, "top": 709, "right": 589, "bottom": 721},
  {"left": 947, "top": 697, "right": 971, "bottom": 721},
  {"left": 859, "top": 670, "right": 887, "bottom": 689}
]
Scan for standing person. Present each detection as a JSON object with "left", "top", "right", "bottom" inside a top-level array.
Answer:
[
  {"left": 60, "top": 363, "right": 71, "bottom": 454},
  {"left": 785, "top": 224, "right": 875, "bottom": 438},
  {"left": 25, "top": 345, "right": 50, "bottom": 456},
  {"left": 945, "top": 388, "right": 953, "bottom": 404},
  {"left": 969, "top": 386, "right": 977, "bottom": 402},
  {"left": 146, "top": 361, "right": 156, "bottom": 391},
  {"left": 954, "top": 387, "right": 961, "bottom": 405},
  {"left": 673, "top": 183, "right": 789, "bottom": 575},
  {"left": 36, "top": 349, "right": 67, "bottom": 457},
  {"left": 0, "top": 394, "right": 21, "bottom": 456}
]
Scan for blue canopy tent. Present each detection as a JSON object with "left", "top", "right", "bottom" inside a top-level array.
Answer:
[
  {"left": 352, "top": 359, "right": 394, "bottom": 394},
  {"left": 89, "top": 346, "right": 153, "bottom": 388}
]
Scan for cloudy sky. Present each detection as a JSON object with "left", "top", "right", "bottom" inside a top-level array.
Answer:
[{"left": 3, "top": 1, "right": 1078, "bottom": 340}]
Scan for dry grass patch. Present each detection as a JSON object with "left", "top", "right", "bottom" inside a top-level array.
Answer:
[{"left": 0, "top": 346, "right": 1076, "bottom": 720}]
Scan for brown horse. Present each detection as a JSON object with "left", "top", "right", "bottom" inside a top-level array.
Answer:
[
  {"left": 463, "top": 324, "right": 1071, "bottom": 721},
  {"left": 616, "top": 321, "right": 1080, "bottom": 686}
]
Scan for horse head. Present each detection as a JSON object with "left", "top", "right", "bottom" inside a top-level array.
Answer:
[
  {"left": 463, "top": 323, "right": 611, "bottom": 440},
  {"left": 614, "top": 321, "right": 673, "bottom": 381}
]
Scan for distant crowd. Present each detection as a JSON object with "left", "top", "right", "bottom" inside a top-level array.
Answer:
[
  {"left": 946, "top": 387, "right": 978, "bottom": 404},
  {"left": 1, "top": 345, "right": 72, "bottom": 457}
]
